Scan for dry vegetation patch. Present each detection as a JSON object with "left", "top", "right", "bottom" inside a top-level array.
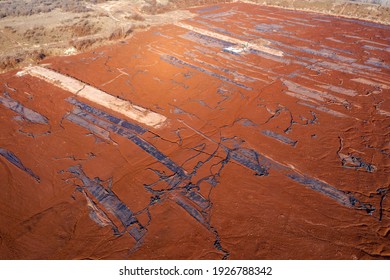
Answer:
[
  {"left": 0, "top": 0, "right": 116, "bottom": 18},
  {"left": 0, "top": 49, "right": 46, "bottom": 70},
  {"left": 69, "top": 19, "right": 102, "bottom": 37},
  {"left": 125, "top": 13, "right": 146, "bottom": 21},
  {"left": 69, "top": 38, "right": 102, "bottom": 51},
  {"left": 108, "top": 27, "right": 133, "bottom": 40},
  {"left": 141, "top": 0, "right": 234, "bottom": 14}
]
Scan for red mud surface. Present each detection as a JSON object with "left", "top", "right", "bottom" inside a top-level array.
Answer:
[{"left": 0, "top": 3, "right": 389, "bottom": 259}]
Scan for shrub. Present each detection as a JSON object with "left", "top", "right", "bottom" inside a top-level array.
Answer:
[
  {"left": 71, "top": 20, "right": 101, "bottom": 37},
  {"left": 108, "top": 27, "right": 133, "bottom": 40},
  {"left": 69, "top": 37, "right": 101, "bottom": 51},
  {"left": 0, "top": 54, "right": 24, "bottom": 70},
  {"left": 125, "top": 13, "right": 146, "bottom": 21},
  {"left": 30, "top": 49, "right": 46, "bottom": 61}
]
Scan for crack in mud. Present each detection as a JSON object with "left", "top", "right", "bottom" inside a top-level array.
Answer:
[{"left": 337, "top": 137, "right": 377, "bottom": 173}]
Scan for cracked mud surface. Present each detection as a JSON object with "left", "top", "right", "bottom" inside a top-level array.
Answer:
[{"left": 0, "top": 2, "right": 389, "bottom": 259}]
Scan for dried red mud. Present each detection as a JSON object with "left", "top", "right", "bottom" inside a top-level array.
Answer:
[{"left": 0, "top": 3, "right": 389, "bottom": 259}]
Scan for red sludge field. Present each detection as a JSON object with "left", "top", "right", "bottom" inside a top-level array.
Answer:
[{"left": 0, "top": 2, "right": 389, "bottom": 259}]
